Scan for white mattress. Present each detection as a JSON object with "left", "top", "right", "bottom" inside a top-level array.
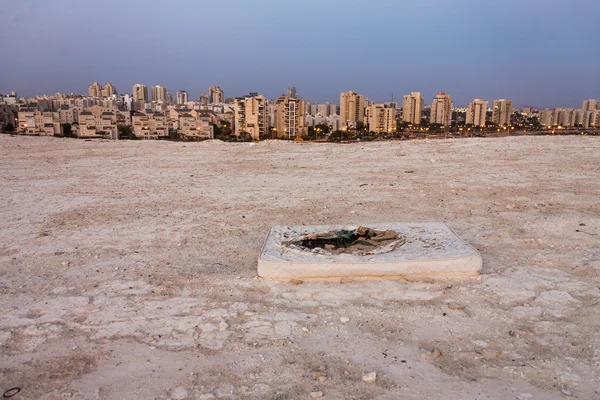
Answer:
[{"left": 257, "top": 223, "right": 482, "bottom": 280}]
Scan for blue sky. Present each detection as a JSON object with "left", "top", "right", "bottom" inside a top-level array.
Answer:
[{"left": 1, "top": 0, "right": 599, "bottom": 108}]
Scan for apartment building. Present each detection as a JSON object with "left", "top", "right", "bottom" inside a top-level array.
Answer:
[
  {"left": 132, "top": 84, "right": 148, "bottom": 102},
  {"left": 18, "top": 109, "right": 61, "bottom": 135},
  {"left": 582, "top": 99, "right": 598, "bottom": 112},
  {"left": 151, "top": 86, "right": 167, "bottom": 103},
  {"left": 177, "top": 113, "right": 214, "bottom": 139},
  {"left": 402, "top": 92, "right": 424, "bottom": 125},
  {"left": 132, "top": 111, "right": 169, "bottom": 139},
  {"left": 365, "top": 104, "right": 397, "bottom": 133},
  {"left": 430, "top": 92, "right": 453, "bottom": 126},
  {"left": 177, "top": 91, "right": 188, "bottom": 105},
  {"left": 339, "top": 91, "right": 365, "bottom": 123},
  {"left": 209, "top": 86, "right": 224, "bottom": 104},
  {"left": 492, "top": 99, "right": 512, "bottom": 126},
  {"left": 273, "top": 95, "right": 307, "bottom": 138},
  {"left": 77, "top": 110, "right": 117, "bottom": 138},
  {"left": 465, "top": 99, "right": 488, "bottom": 127},
  {"left": 234, "top": 94, "right": 269, "bottom": 140}
]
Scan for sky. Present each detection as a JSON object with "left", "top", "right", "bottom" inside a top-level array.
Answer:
[{"left": 0, "top": 0, "right": 599, "bottom": 108}]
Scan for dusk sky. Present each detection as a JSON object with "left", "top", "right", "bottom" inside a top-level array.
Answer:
[{"left": 1, "top": 0, "right": 599, "bottom": 108}]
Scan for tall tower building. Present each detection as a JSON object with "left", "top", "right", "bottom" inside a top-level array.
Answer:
[
  {"left": 274, "top": 95, "right": 307, "bottom": 138},
  {"left": 102, "top": 82, "right": 117, "bottom": 97},
  {"left": 430, "top": 92, "right": 453, "bottom": 126},
  {"left": 177, "top": 91, "right": 188, "bottom": 105},
  {"left": 402, "top": 92, "right": 424, "bottom": 125},
  {"left": 234, "top": 94, "right": 269, "bottom": 140},
  {"left": 151, "top": 85, "right": 167, "bottom": 102},
  {"left": 132, "top": 84, "right": 148, "bottom": 102},
  {"left": 582, "top": 99, "right": 598, "bottom": 112},
  {"left": 199, "top": 93, "right": 209, "bottom": 106},
  {"left": 209, "top": 86, "right": 224, "bottom": 104},
  {"left": 492, "top": 99, "right": 512, "bottom": 126},
  {"left": 88, "top": 82, "right": 103, "bottom": 97},
  {"left": 339, "top": 90, "right": 365, "bottom": 123},
  {"left": 466, "top": 99, "right": 488, "bottom": 127}
]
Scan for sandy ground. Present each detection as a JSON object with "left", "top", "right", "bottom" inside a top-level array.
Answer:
[{"left": 0, "top": 135, "right": 598, "bottom": 400}]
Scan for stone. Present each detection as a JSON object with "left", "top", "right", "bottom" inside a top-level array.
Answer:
[
  {"left": 258, "top": 223, "right": 482, "bottom": 279},
  {"left": 170, "top": 387, "right": 188, "bottom": 400},
  {"left": 340, "top": 317, "right": 350, "bottom": 323},
  {"left": 362, "top": 372, "right": 377, "bottom": 382},
  {"left": 310, "top": 391, "right": 324, "bottom": 398}
]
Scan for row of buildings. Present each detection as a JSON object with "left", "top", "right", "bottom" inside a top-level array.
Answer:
[{"left": 2, "top": 84, "right": 599, "bottom": 139}]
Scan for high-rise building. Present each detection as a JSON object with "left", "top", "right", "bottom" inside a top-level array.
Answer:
[
  {"left": 177, "top": 90, "right": 188, "bottom": 105},
  {"left": 465, "top": 99, "right": 488, "bottom": 127},
  {"left": 199, "top": 93, "right": 209, "bottom": 106},
  {"left": 132, "top": 84, "right": 148, "bottom": 102},
  {"left": 101, "top": 82, "right": 117, "bottom": 97},
  {"left": 339, "top": 91, "right": 365, "bottom": 123},
  {"left": 209, "top": 86, "right": 224, "bottom": 104},
  {"left": 286, "top": 86, "right": 297, "bottom": 99},
  {"left": 88, "top": 82, "right": 103, "bottom": 97},
  {"left": 582, "top": 99, "right": 598, "bottom": 112},
  {"left": 492, "top": 99, "right": 512, "bottom": 126},
  {"left": 538, "top": 109, "right": 554, "bottom": 126},
  {"left": 402, "top": 92, "right": 424, "bottom": 125},
  {"left": 234, "top": 94, "right": 269, "bottom": 140},
  {"left": 274, "top": 95, "right": 307, "bottom": 138},
  {"left": 430, "top": 92, "right": 453, "bottom": 126},
  {"left": 366, "top": 104, "right": 397, "bottom": 133},
  {"left": 151, "top": 85, "right": 167, "bottom": 102}
]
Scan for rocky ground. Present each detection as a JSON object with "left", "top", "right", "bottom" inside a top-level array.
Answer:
[{"left": 0, "top": 135, "right": 598, "bottom": 400}]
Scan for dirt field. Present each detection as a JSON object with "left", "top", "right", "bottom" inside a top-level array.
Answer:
[{"left": 0, "top": 135, "right": 598, "bottom": 400}]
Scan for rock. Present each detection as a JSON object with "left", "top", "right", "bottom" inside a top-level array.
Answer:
[
  {"left": 214, "top": 384, "right": 236, "bottom": 399},
  {"left": 516, "top": 394, "right": 532, "bottom": 400},
  {"left": 560, "top": 388, "right": 572, "bottom": 396},
  {"left": 340, "top": 317, "right": 350, "bottom": 323},
  {"left": 473, "top": 340, "right": 488, "bottom": 348},
  {"left": 170, "top": 387, "right": 188, "bottom": 400},
  {"left": 433, "top": 348, "right": 442, "bottom": 358},
  {"left": 362, "top": 372, "right": 377, "bottom": 382},
  {"left": 197, "top": 394, "right": 216, "bottom": 400},
  {"left": 61, "top": 261, "right": 69, "bottom": 267},
  {"left": 302, "top": 327, "right": 309, "bottom": 333},
  {"left": 310, "top": 391, "right": 324, "bottom": 398}
]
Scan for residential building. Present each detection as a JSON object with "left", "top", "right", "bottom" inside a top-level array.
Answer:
[
  {"left": 365, "top": 104, "right": 397, "bottom": 133},
  {"left": 465, "top": 99, "right": 488, "bottom": 127},
  {"left": 102, "top": 82, "right": 117, "bottom": 97},
  {"left": 0, "top": 104, "right": 16, "bottom": 131},
  {"left": 273, "top": 95, "right": 307, "bottom": 138},
  {"left": 317, "top": 103, "right": 330, "bottom": 117},
  {"left": 132, "top": 84, "right": 148, "bottom": 102},
  {"left": 18, "top": 109, "right": 61, "bottom": 135},
  {"left": 402, "top": 92, "right": 424, "bottom": 125},
  {"left": 538, "top": 109, "right": 554, "bottom": 126},
  {"left": 582, "top": 99, "right": 598, "bottom": 112},
  {"left": 77, "top": 110, "right": 117, "bottom": 138},
  {"left": 88, "top": 82, "right": 103, "bottom": 97},
  {"left": 430, "top": 92, "right": 453, "bottom": 126},
  {"left": 199, "top": 93, "right": 209, "bottom": 106},
  {"left": 151, "top": 85, "right": 167, "bottom": 103},
  {"left": 339, "top": 90, "right": 365, "bottom": 123},
  {"left": 132, "top": 111, "right": 169, "bottom": 139},
  {"left": 177, "top": 90, "right": 188, "bottom": 105},
  {"left": 234, "top": 94, "right": 269, "bottom": 140},
  {"left": 492, "top": 99, "right": 512, "bottom": 126},
  {"left": 209, "top": 86, "right": 224, "bottom": 104},
  {"left": 177, "top": 113, "right": 214, "bottom": 139}
]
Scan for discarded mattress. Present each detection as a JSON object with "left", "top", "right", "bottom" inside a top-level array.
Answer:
[{"left": 257, "top": 222, "right": 482, "bottom": 279}]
